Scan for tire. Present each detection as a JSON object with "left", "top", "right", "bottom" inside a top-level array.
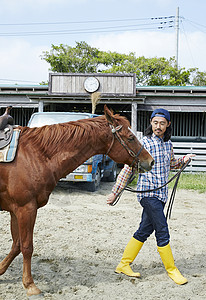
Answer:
[
  {"left": 106, "top": 163, "right": 117, "bottom": 182},
  {"left": 86, "top": 166, "right": 101, "bottom": 192}
]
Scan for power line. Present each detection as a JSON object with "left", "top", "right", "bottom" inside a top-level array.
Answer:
[
  {"left": 180, "top": 19, "right": 196, "bottom": 67},
  {"left": 183, "top": 17, "right": 206, "bottom": 29},
  {"left": 0, "top": 21, "right": 174, "bottom": 37},
  {"left": 0, "top": 26, "right": 174, "bottom": 37},
  {"left": 0, "top": 78, "right": 42, "bottom": 83},
  {"left": 0, "top": 14, "right": 176, "bottom": 84},
  {"left": 181, "top": 17, "right": 206, "bottom": 34},
  {"left": 0, "top": 16, "right": 175, "bottom": 27}
]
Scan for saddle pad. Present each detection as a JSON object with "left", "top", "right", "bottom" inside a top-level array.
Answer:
[{"left": 0, "top": 128, "right": 21, "bottom": 163}]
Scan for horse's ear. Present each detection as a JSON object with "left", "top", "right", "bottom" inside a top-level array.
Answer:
[{"left": 104, "top": 105, "right": 114, "bottom": 125}]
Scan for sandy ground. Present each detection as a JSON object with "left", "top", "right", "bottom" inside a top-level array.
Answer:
[{"left": 0, "top": 181, "right": 206, "bottom": 300}]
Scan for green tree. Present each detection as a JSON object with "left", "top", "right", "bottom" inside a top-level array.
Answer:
[
  {"left": 189, "top": 68, "right": 206, "bottom": 86},
  {"left": 103, "top": 56, "right": 191, "bottom": 86},
  {"left": 42, "top": 42, "right": 101, "bottom": 73},
  {"left": 41, "top": 41, "right": 204, "bottom": 86}
]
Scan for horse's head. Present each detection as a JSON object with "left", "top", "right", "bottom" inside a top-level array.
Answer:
[{"left": 104, "top": 105, "right": 154, "bottom": 172}]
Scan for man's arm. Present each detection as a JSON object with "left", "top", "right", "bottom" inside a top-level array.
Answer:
[
  {"left": 170, "top": 145, "right": 195, "bottom": 170},
  {"left": 107, "top": 164, "right": 133, "bottom": 205}
]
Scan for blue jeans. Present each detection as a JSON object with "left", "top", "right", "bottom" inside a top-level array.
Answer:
[{"left": 133, "top": 197, "right": 170, "bottom": 247}]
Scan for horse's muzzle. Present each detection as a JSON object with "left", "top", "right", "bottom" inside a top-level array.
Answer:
[{"left": 139, "top": 159, "right": 155, "bottom": 172}]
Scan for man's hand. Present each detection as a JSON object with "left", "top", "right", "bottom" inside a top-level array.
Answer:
[
  {"left": 107, "top": 193, "right": 116, "bottom": 205},
  {"left": 184, "top": 154, "right": 196, "bottom": 163}
]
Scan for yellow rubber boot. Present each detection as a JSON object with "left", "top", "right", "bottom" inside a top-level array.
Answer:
[
  {"left": 115, "top": 237, "right": 143, "bottom": 278},
  {"left": 157, "top": 243, "right": 188, "bottom": 285}
]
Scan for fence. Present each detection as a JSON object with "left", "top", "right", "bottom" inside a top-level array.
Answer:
[{"left": 172, "top": 142, "right": 206, "bottom": 172}]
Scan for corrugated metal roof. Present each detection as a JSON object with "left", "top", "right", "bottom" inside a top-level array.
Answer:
[{"left": 138, "top": 104, "right": 206, "bottom": 112}]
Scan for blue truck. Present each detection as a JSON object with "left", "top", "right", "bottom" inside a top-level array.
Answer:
[{"left": 27, "top": 112, "right": 117, "bottom": 191}]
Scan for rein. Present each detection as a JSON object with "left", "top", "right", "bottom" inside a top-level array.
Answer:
[
  {"left": 106, "top": 124, "right": 144, "bottom": 168},
  {"left": 110, "top": 158, "right": 191, "bottom": 220}
]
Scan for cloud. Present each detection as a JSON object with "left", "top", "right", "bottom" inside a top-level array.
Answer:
[
  {"left": 0, "top": 38, "right": 49, "bottom": 84},
  {"left": 90, "top": 31, "right": 175, "bottom": 57},
  {"left": 179, "top": 31, "right": 206, "bottom": 71},
  {"left": 1, "top": 28, "right": 206, "bottom": 85},
  {"left": 89, "top": 30, "right": 206, "bottom": 71}
]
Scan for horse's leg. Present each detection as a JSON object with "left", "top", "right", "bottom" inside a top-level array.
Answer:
[
  {"left": 17, "top": 204, "right": 41, "bottom": 296},
  {"left": 0, "top": 212, "right": 21, "bottom": 275}
]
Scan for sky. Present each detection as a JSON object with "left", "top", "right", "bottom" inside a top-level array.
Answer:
[{"left": 0, "top": 0, "right": 206, "bottom": 85}]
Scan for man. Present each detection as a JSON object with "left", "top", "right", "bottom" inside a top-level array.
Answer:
[{"left": 107, "top": 108, "right": 195, "bottom": 285}]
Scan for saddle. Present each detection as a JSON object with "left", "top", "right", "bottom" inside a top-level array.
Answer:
[
  {"left": 0, "top": 106, "right": 14, "bottom": 149},
  {"left": 0, "top": 124, "right": 13, "bottom": 149},
  {"left": 0, "top": 107, "right": 20, "bottom": 163}
]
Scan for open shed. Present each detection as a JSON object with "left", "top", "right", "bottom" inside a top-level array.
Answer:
[{"left": 0, "top": 73, "right": 206, "bottom": 170}]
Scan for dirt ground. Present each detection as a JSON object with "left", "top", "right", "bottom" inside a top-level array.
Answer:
[{"left": 0, "top": 181, "right": 206, "bottom": 300}]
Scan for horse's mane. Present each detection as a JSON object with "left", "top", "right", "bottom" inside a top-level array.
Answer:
[{"left": 19, "top": 113, "right": 129, "bottom": 158}]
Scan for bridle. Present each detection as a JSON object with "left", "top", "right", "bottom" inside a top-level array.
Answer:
[{"left": 106, "top": 124, "right": 144, "bottom": 168}]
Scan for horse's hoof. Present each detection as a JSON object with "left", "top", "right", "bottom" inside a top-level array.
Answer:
[{"left": 26, "top": 283, "right": 42, "bottom": 297}]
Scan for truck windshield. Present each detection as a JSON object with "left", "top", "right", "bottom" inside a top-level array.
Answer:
[{"left": 29, "top": 113, "right": 90, "bottom": 128}]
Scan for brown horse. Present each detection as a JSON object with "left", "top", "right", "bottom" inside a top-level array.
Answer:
[{"left": 0, "top": 106, "right": 154, "bottom": 296}]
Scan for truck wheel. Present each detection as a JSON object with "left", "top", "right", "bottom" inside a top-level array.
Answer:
[
  {"left": 106, "top": 163, "right": 117, "bottom": 182},
  {"left": 86, "top": 166, "right": 101, "bottom": 192}
]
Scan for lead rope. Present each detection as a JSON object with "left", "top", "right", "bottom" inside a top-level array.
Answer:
[
  {"left": 111, "top": 158, "right": 191, "bottom": 220},
  {"left": 165, "top": 171, "right": 181, "bottom": 220}
]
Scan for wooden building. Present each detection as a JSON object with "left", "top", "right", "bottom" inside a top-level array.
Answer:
[
  {"left": 0, "top": 73, "right": 206, "bottom": 170},
  {"left": 1, "top": 73, "right": 206, "bottom": 141}
]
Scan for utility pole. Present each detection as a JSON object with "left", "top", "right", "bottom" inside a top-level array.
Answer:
[{"left": 175, "top": 7, "right": 179, "bottom": 68}]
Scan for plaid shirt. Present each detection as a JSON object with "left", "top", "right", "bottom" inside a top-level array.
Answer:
[{"left": 112, "top": 134, "right": 184, "bottom": 203}]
